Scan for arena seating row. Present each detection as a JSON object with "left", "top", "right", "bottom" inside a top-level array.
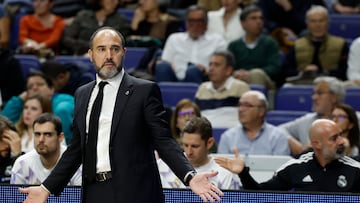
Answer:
[{"left": 14, "top": 47, "right": 147, "bottom": 79}]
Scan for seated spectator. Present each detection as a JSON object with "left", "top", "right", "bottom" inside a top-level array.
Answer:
[
  {"left": 330, "top": 0, "right": 360, "bottom": 14},
  {"left": 15, "top": 94, "right": 52, "bottom": 153},
  {"left": 218, "top": 90, "right": 291, "bottom": 155},
  {"left": 40, "top": 60, "right": 94, "bottom": 96},
  {"left": 285, "top": 5, "right": 348, "bottom": 84},
  {"left": 155, "top": 5, "right": 226, "bottom": 84},
  {"left": 11, "top": 113, "right": 81, "bottom": 185},
  {"left": 346, "top": 36, "right": 360, "bottom": 86},
  {"left": 61, "top": 0, "right": 130, "bottom": 55},
  {"left": 0, "top": 4, "right": 10, "bottom": 48},
  {"left": 128, "top": 0, "right": 182, "bottom": 47},
  {"left": 215, "top": 119, "right": 360, "bottom": 192},
  {"left": 195, "top": 50, "right": 249, "bottom": 110},
  {"left": 228, "top": 5, "right": 281, "bottom": 90},
  {"left": 331, "top": 103, "right": 360, "bottom": 156},
  {"left": 206, "top": 0, "right": 244, "bottom": 45},
  {"left": 170, "top": 98, "right": 201, "bottom": 145},
  {"left": 279, "top": 76, "right": 345, "bottom": 149},
  {"left": 0, "top": 48, "right": 25, "bottom": 105},
  {"left": 18, "top": 0, "right": 65, "bottom": 58},
  {"left": 1, "top": 71, "right": 74, "bottom": 145},
  {"left": 159, "top": 117, "right": 242, "bottom": 189},
  {"left": 170, "top": 98, "right": 217, "bottom": 155},
  {"left": 0, "top": 115, "right": 22, "bottom": 183}
]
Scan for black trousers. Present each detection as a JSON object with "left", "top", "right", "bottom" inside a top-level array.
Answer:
[{"left": 83, "top": 179, "right": 116, "bottom": 203}]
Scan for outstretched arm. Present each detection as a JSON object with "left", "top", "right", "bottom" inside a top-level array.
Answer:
[
  {"left": 189, "top": 171, "right": 223, "bottom": 202},
  {"left": 19, "top": 185, "right": 50, "bottom": 203},
  {"left": 214, "top": 148, "right": 245, "bottom": 174}
]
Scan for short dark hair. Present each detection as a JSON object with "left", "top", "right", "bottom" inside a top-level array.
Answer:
[
  {"left": 27, "top": 71, "right": 53, "bottom": 88},
  {"left": 240, "top": 5, "right": 262, "bottom": 21},
  {"left": 40, "top": 60, "right": 68, "bottom": 80},
  {"left": 212, "top": 50, "right": 235, "bottom": 67},
  {"left": 88, "top": 26, "right": 126, "bottom": 49},
  {"left": 33, "top": 113, "right": 63, "bottom": 136},
  {"left": 182, "top": 117, "right": 213, "bottom": 141}
]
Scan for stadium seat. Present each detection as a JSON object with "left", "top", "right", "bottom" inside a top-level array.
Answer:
[
  {"left": 124, "top": 47, "right": 148, "bottom": 70},
  {"left": 275, "top": 85, "right": 313, "bottom": 111},
  {"left": 212, "top": 127, "right": 227, "bottom": 144},
  {"left": 158, "top": 82, "right": 199, "bottom": 107},
  {"left": 54, "top": 55, "right": 95, "bottom": 76},
  {"left": 266, "top": 110, "right": 308, "bottom": 126},
  {"left": 14, "top": 54, "right": 41, "bottom": 79},
  {"left": 329, "top": 14, "right": 360, "bottom": 42},
  {"left": 249, "top": 84, "right": 268, "bottom": 97},
  {"left": 345, "top": 87, "right": 360, "bottom": 111}
]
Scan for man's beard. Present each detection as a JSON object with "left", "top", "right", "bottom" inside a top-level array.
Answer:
[{"left": 334, "top": 144, "right": 346, "bottom": 159}]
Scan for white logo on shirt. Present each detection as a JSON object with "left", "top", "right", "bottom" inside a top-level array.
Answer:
[
  {"left": 302, "top": 175, "right": 313, "bottom": 182},
  {"left": 337, "top": 175, "right": 347, "bottom": 188}
]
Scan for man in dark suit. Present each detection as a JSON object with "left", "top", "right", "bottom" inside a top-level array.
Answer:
[{"left": 19, "top": 26, "right": 222, "bottom": 203}]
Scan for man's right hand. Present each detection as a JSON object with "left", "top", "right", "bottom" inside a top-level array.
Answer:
[
  {"left": 19, "top": 186, "right": 50, "bottom": 203},
  {"left": 214, "top": 148, "right": 245, "bottom": 174}
]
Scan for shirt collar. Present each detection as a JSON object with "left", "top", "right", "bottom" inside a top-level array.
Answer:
[
  {"left": 206, "top": 76, "right": 234, "bottom": 93},
  {"left": 96, "top": 68, "right": 124, "bottom": 88},
  {"left": 185, "top": 32, "right": 207, "bottom": 41}
]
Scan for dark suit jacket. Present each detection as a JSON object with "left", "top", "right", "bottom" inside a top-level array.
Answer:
[{"left": 43, "top": 73, "right": 194, "bottom": 202}]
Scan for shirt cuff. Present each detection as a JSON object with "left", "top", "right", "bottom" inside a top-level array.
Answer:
[{"left": 40, "top": 184, "right": 51, "bottom": 194}]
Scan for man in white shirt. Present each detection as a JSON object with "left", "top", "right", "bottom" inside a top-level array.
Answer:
[
  {"left": 155, "top": 5, "right": 227, "bottom": 84},
  {"left": 11, "top": 113, "right": 81, "bottom": 185},
  {"left": 160, "top": 117, "right": 242, "bottom": 189}
]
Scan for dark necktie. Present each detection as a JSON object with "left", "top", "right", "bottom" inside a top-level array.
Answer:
[{"left": 85, "top": 81, "right": 108, "bottom": 182}]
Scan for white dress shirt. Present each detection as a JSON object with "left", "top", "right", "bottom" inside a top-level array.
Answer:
[
  {"left": 86, "top": 69, "right": 124, "bottom": 173},
  {"left": 161, "top": 32, "right": 227, "bottom": 80}
]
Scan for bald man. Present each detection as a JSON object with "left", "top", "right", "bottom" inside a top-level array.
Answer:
[{"left": 215, "top": 119, "right": 360, "bottom": 192}]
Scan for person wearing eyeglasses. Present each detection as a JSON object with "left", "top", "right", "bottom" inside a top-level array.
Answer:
[
  {"left": 217, "top": 90, "right": 290, "bottom": 155},
  {"left": 279, "top": 76, "right": 346, "bottom": 153},
  {"left": 154, "top": 5, "right": 226, "bottom": 84},
  {"left": 331, "top": 103, "right": 360, "bottom": 157},
  {"left": 215, "top": 119, "right": 360, "bottom": 193}
]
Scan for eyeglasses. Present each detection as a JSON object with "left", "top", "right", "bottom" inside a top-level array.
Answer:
[
  {"left": 178, "top": 110, "right": 195, "bottom": 118},
  {"left": 93, "top": 46, "right": 123, "bottom": 56},
  {"left": 331, "top": 114, "right": 348, "bottom": 122},
  {"left": 238, "top": 102, "right": 262, "bottom": 109}
]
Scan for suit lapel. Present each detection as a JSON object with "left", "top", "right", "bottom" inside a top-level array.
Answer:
[
  {"left": 110, "top": 73, "right": 133, "bottom": 141},
  {"left": 79, "top": 81, "right": 96, "bottom": 147}
]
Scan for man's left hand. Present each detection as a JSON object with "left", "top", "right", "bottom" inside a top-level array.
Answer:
[{"left": 189, "top": 171, "right": 223, "bottom": 202}]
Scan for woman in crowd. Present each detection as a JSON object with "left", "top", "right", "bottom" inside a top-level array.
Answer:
[
  {"left": 19, "top": 0, "right": 65, "bottom": 57},
  {"left": 331, "top": 103, "right": 360, "bottom": 156},
  {"left": 15, "top": 94, "right": 52, "bottom": 153},
  {"left": 170, "top": 98, "right": 201, "bottom": 145}
]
